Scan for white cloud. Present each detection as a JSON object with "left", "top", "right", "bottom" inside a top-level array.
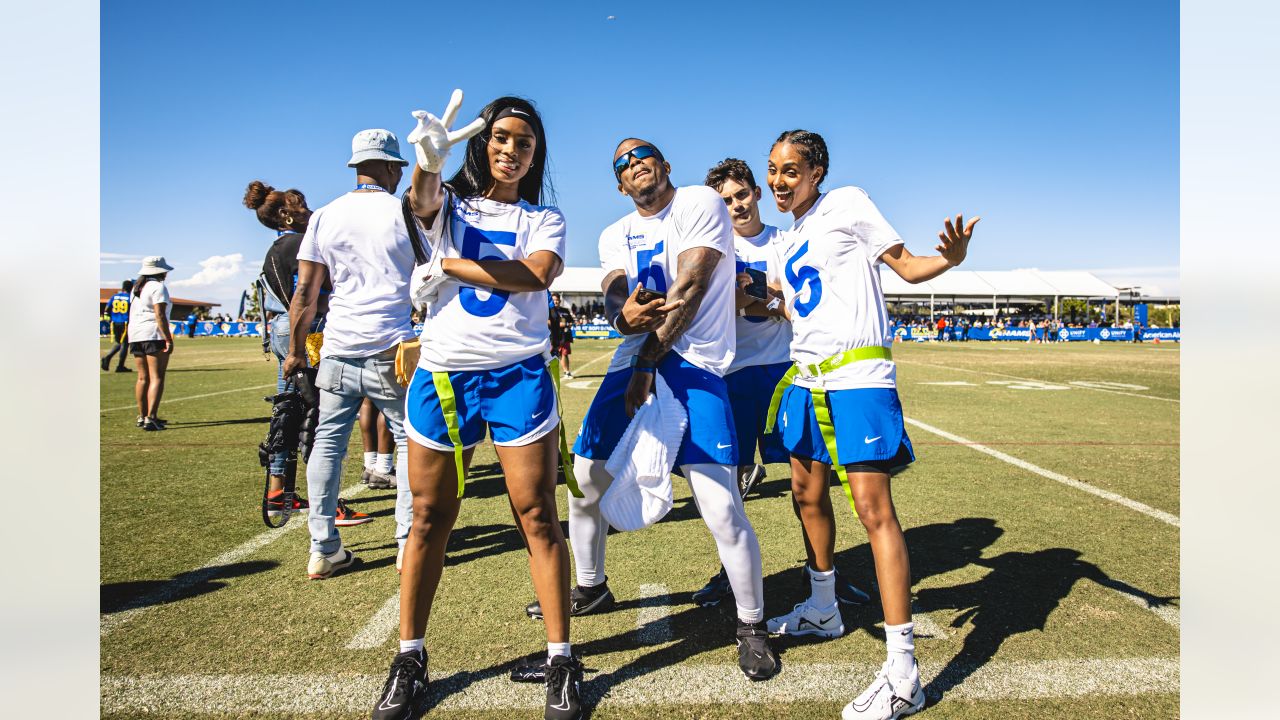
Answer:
[
  {"left": 171, "top": 253, "right": 246, "bottom": 288},
  {"left": 99, "top": 252, "right": 147, "bottom": 265}
]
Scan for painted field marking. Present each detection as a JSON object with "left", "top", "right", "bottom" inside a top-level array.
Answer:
[
  {"left": 101, "top": 384, "right": 275, "bottom": 413},
  {"left": 985, "top": 380, "right": 1070, "bottom": 391},
  {"left": 100, "top": 656, "right": 1178, "bottom": 713},
  {"left": 907, "top": 607, "right": 950, "bottom": 640},
  {"left": 918, "top": 381, "right": 977, "bottom": 387},
  {"left": 346, "top": 593, "right": 401, "bottom": 650},
  {"left": 100, "top": 482, "right": 370, "bottom": 637},
  {"left": 566, "top": 350, "right": 614, "bottom": 377},
  {"left": 904, "top": 417, "right": 1179, "bottom": 528},
  {"left": 1106, "top": 586, "right": 1180, "bottom": 629},
  {"left": 896, "top": 360, "right": 1178, "bottom": 403},
  {"left": 635, "top": 583, "right": 673, "bottom": 645}
]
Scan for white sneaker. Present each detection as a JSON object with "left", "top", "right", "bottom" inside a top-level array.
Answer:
[
  {"left": 307, "top": 547, "right": 356, "bottom": 580},
  {"left": 842, "top": 660, "right": 925, "bottom": 720},
  {"left": 765, "top": 599, "right": 843, "bottom": 638}
]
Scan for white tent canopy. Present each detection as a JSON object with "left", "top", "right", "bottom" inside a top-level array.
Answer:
[{"left": 553, "top": 266, "right": 1129, "bottom": 301}]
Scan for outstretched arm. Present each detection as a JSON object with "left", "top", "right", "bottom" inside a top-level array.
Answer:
[
  {"left": 881, "top": 214, "right": 980, "bottom": 284},
  {"left": 405, "top": 89, "right": 485, "bottom": 226}
]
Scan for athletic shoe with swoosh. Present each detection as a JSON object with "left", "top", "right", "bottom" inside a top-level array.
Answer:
[
  {"left": 371, "top": 648, "right": 429, "bottom": 720},
  {"left": 841, "top": 659, "right": 924, "bottom": 720},
  {"left": 543, "top": 654, "right": 584, "bottom": 720},
  {"left": 765, "top": 599, "right": 844, "bottom": 638},
  {"left": 526, "top": 579, "right": 615, "bottom": 620},
  {"left": 735, "top": 619, "right": 780, "bottom": 681}
]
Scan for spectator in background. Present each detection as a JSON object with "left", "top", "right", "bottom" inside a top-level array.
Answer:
[
  {"left": 282, "top": 128, "right": 418, "bottom": 580},
  {"left": 359, "top": 398, "right": 397, "bottom": 489},
  {"left": 244, "top": 179, "right": 326, "bottom": 518},
  {"left": 129, "top": 257, "right": 176, "bottom": 431},
  {"left": 185, "top": 312, "right": 197, "bottom": 338},
  {"left": 550, "top": 292, "right": 575, "bottom": 377},
  {"left": 935, "top": 315, "right": 947, "bottom": 342},
  {"left": 101, "top": 279, "right": 134, "bottom": 372}
]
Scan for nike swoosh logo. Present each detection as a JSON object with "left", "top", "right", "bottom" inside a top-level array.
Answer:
[
  {"left": 376, "top": 679, "right": 401, "bottom": 710},
  {"left": 864, "top": 435, "right": 881, "bottom": 444},
  {"left": 819, "top": 614, "right": 836, "bottom": 624},
  {"left": 717, "top": 442, "right": 732, "bottom": 449},
  {"left": 532, "top": 410, "right": 546, "bottom": 420},
  {"left": 549, "top": 679, "right": 572, "bottom": 711}
]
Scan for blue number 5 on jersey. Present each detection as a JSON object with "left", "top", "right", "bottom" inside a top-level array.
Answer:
[
  {"left": 784, "top": 240, "right": 822, "bottom": 317},
  {"left": 459, "top": 226, "right": 515, "bottom": 317},
  {"left": 635, "top": 240, "right": 667, "bottom": 293}
]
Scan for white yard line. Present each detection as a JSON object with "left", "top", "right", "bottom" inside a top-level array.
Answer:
[
  {"left": 1109, "top": 587, "right": 1180, "bottom": 629},
  {"left": 635, "top": 583, "right": 673, "bottom": 645},
  {"left": 897, "top": 360, "right": 1179, "bottom": 403},
  {"left": 346, "top": 593, "right": 401, "bottom": 650},
  {"left": 101, "top": 384, "right": 276, "bottom": 412},
  {"left": 100, "top": 656, "right": 1178, "bottom": 713},
  {"left": 567, "top": 350, "right": 613, "bottom": 377},
  {"left": 100, "top": 483, "right": 369, "bottom": 637},
  {"left": 904, "top": 418, "right": 1180, "bottom": 528}
]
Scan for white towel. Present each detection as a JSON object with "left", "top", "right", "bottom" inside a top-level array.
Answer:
[{"left": 600, "top": 374, "right": 687, "bottom": 531}]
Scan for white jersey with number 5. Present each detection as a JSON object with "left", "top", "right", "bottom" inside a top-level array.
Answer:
[
  {"left": 599, "top": 185, "right": 737, "bottom": 376},
  {"left": 728, "top": 224, "right": 792, "bottom": 373},
  {"left": 418, "top": 194, "right": 566, "bottom": 372},
  {"left": 774, "top": 186, "right": 904, "bottom": 390}
]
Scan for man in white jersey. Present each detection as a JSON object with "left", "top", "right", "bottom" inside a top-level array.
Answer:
[
  {"left": 760, "top": 129, "right": 978, "bottom": 720},
  {"left": 548, "top": 138, "right": 778, "bottom": 681},
  {"left": 282, "top": 129, "right": 421, "bottom": 580},
  {"left": 691, "top": 158, "right": 873, "bottom": 611}
]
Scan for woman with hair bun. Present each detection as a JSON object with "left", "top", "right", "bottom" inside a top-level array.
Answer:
[{"left": 244, "top": 182, "right": 338, "bottom": 522}]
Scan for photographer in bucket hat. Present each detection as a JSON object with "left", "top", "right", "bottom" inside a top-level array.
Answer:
[
  {"left": 128, "top": 256, "right": 176, "bottom": 431},
  {"left": 282, "top": 127, "right": 431, "bottom": 580}
]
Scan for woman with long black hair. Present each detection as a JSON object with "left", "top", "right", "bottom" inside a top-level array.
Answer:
[
  {"left": 760, "top": 129, "right": 978, "bottom": 720},
  {"left": 128, "top": 256, "right": 176, "bottom": 431},
  {"left": 372, "top": 92, "right": 581, "bottom": 720}
]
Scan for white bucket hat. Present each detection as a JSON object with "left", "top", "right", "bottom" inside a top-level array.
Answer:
[
  {"left": 138, "top": 256, "right": 174, "bottom": 276},
  {"left": 347, "top": 128, "right": 409, "bottom": 167}
]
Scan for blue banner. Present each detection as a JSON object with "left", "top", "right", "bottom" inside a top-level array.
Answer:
[
  {"left": 168, "top": 321, "right": 262, "bottom": 337},
  {"left": 573, "top": 323, "right": 622, "bottom": 339},
  {"left": 1140, "top": 328, "right": 1180, "bottom": 341}
]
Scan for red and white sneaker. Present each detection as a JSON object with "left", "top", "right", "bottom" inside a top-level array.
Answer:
[{"left": 334, "top": 498, "right": 373, "bottom": 527}]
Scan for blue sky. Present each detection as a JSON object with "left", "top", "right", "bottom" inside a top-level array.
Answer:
[{"left": 101, "top": 0, "right": 1178, "bottom": 310}]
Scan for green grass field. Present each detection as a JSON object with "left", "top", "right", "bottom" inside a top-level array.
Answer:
[{"left": 100, "top": 337, "right": 1179, "bottom": 719}]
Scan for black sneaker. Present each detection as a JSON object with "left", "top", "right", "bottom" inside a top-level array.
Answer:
[
  {"left": 738, "top": 464, "right": 766, "bottom": 498},
  {"left": 543, "top": 654, "right": 584, "bottom": 720},
  {"left": 101, "top": 357, "right": 110, "bottom": 372},
  {"left": 142, "top": 418, "right": 164, "bottom": 432},
  {"left": 371, "top": 649, "right": 428, "bottom": 720},
  {"left": 526, "top": 580, "right": 615, "bottom": 620},
  {"left": 835, "top": 571, "right": 871, "bottom": 606},
  {"left": 692, "top": 567, "right": 733, "bottom": 607},
  {"left": 735, "top": 619, "right": 780, "bottom": 681}
]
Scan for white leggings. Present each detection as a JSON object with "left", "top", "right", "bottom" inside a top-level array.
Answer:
[{"left": 568, "top": 457, "right": 764, "bottom": 623}]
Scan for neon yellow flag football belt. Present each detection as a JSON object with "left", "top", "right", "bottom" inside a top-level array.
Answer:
[
  {"left": 762, "top": 345, "right": 894, "bottom": 518},
  {"left": 430, "top": 359, "right": 583, "bottom": 500}
]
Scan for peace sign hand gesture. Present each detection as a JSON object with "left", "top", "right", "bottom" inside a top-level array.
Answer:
[
  {"left": 408, "top": 89, "right": 486, "bottom": 174},
  {"left": 937, "top": 213, "right": 980, "bottom": 267}
]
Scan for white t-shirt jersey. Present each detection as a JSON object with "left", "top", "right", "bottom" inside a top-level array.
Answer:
[
  {"left": 127, "top": 281, "right": 170, "bottom": 342},
  {"left": 727, "top": 224, "right": 792, "bottom": 374},
  {"left": 418, "top": 195, "right": 566, "bottom": 372},
  {"left": 774, "top": 186, "right": 904, "bottom": 390},
  {"left": 297, "top": 191, "right": 417, "bottom": 358},
  {"left": 599, "top": 185, "right": 736, "bottom": 377}
]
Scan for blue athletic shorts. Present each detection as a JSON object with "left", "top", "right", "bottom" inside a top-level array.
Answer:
[
  {"left": 724, "top": 361, "right": 791, "bottom": 465},
  {"left": 405, "top": 354, "right": 559, "bottom": 451},
  {"left": 776, "top": 385, "right": 915, "bottom": 471},
  {"left": 573, "top": 352, "right": 738, "bottom": 466}
]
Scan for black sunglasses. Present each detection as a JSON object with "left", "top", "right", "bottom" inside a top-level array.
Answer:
[{"left": 613, "top": 145, "right": 662, "bottom": 178}]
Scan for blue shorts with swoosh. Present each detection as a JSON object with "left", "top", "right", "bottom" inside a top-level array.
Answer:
[
  {"left": 573, "top": 351, "right": 738, "bottom": 466},
  {"left": 776, "top": 385, "right": 915, "bottom": 470},
  {"left": 406, "top": 353, "right": 559, "bottom": 451}
]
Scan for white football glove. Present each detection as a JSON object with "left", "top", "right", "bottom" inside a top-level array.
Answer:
[
  {"left": 409, "top": 238, "right": 460, "bottom": 310},
  {"left": 407, "top": 89, "right": 486, "bottom": 174}
]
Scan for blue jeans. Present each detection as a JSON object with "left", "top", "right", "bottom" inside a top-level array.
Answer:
[{"left": 305, "top": 348, "right": 412, "bottom": 555}]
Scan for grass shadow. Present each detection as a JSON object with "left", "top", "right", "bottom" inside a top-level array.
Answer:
[{"left": 101, "top": 560, "right": 278, "bottom": 615}]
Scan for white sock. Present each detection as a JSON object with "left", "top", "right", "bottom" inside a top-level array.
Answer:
[
  {"left": 547, "top": 642, "right": 572, "bottom": 661},
  {"left": 808, "top": 566, "right": 837, "bottom": 608},
  {"left": 375, "top": 453, "right": 393, "bottom": 474},
  {"left": 884, "top": 621, "right": 916, "bottom": 676},
  {"left": 399, "top": 638, "right": 424, "bottom": 655},
  {"left": 364, "top": 451, "right": 376, "bottom": 470}
]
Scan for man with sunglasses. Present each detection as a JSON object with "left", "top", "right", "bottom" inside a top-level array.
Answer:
[{"left": 547, "top": 138, "right": 779, "bottom": 681}]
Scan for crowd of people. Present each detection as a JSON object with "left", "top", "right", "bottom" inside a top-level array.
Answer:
[{"left": 108, "top": 90, "right": 983, "bottom": 720}]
